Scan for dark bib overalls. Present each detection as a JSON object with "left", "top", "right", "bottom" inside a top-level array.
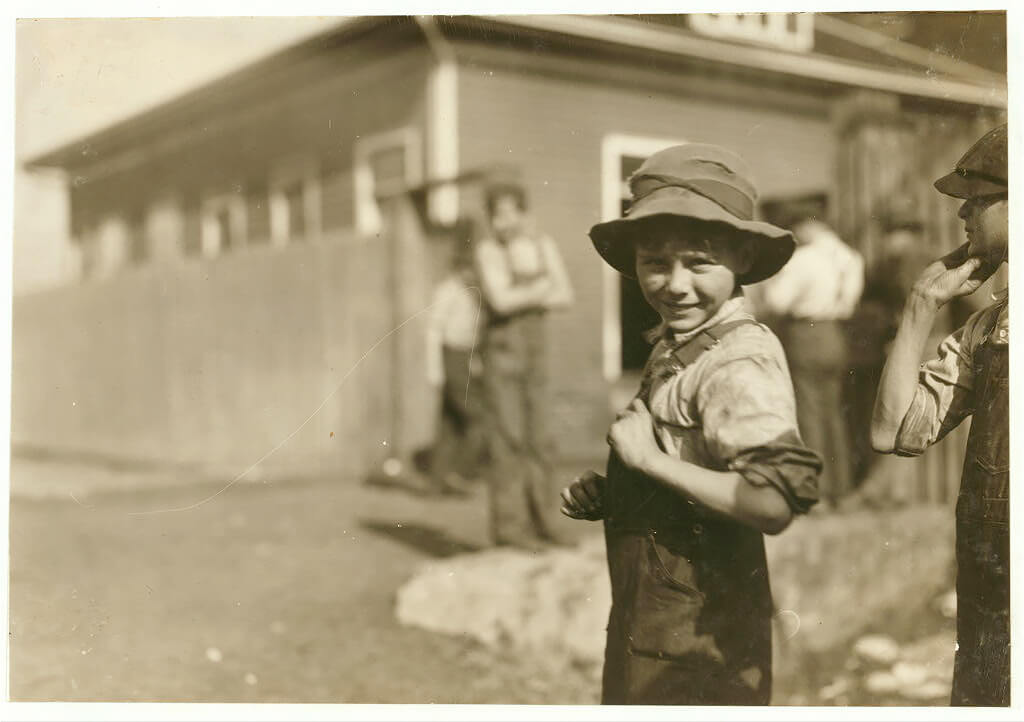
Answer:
[
  {"left": 951, "top": 321, "right": 1010, "bottom": 706},
  {"left": 601, "top": 321, "right": 773, "bottom": 705},
  {"left": 481, "top": 240, "right": 555, "bottom": 544}
]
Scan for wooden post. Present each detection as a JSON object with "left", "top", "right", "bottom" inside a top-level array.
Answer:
[{"left": 378, "top": 191, "right": 438, "bottom": 461}]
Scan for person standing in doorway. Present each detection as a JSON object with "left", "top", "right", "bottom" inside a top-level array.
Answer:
[
  {"left": 756, "top": 203, "right": 864, "bottom": 509},
  {"left": 871, "top": 123, "right": 1009, "bottom": 706},
  {"left": 474, "top": 175, "right": 574, "bottom": 551}
]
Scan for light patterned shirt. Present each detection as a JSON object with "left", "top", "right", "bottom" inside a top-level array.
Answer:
[
  {"left": 894, "top": 295, "right": 1009, "bottom": 455},
  {"left": 754, "top": 221, "right": 865, "bottom": 321},
  {"left": 425, "top": 274, "right": 484, "bottom": 386},
  {"left": 641, "top": 295, "right": 821, "bottom": 512}
]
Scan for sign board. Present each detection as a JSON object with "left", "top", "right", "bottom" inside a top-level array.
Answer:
[{"left": 689, "top": 13, "right": 815, "bottom": 52}]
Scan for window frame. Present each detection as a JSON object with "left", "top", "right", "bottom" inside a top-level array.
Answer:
[
  {"left": 353, "top": 127, "right": 423, "bottom": 237},
  {"left": 269, "top": 155, "right": 321, "bottom": 247},
  {"left": 599, "top": 133, "right": 689, "bottom": 381},
  {"left": 200, "top": 187, "right": 247, "bottom": 258}
]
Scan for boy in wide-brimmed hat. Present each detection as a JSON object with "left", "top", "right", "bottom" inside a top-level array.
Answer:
[
  {"left": 560, "top": 144, "right": 821, "bottom": 705},
  {"left": 871, "top": 123, "right": 1009, "bottom": 706}
]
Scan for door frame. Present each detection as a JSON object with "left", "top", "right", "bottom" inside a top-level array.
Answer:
[{"left": 599, "top": 133, "right": 688, "bottom": 381}]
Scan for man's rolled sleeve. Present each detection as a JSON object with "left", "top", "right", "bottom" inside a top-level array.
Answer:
[{"left": 894, "top": 325, "right": 977, "bottom": 456}]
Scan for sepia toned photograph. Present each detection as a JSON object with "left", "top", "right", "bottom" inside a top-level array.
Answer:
[{"left": 6, "top": 5, "right": 1014, "bottom": 711}]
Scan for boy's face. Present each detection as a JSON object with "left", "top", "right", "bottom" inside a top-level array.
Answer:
[
  {"left": 490, "top": 195, "right": 526, "bottom": 241},
  {"left": 959, "top": 194, "right": 1009, "bottom": 264},
  {"left": 634, "top": 225, "right": 749, "bottom": 334}
]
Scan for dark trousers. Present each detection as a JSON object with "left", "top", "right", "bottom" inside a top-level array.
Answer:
[
  {"left": 951, "top": 339, "right": 1009, "bottom": 706},
  {"left": 481, "top": 312, "right": 557, "bottom": 544},
  {"left": 428, "top": 346, "right": 489, "bottom": 485},
  {"left": 601, "top": 456, "right": 773, "bottom": 705},
  {"left": 778, "top": 320, "right": 853, "bottom": 505}
]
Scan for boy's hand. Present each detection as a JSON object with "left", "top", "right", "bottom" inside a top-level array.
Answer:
[
  {"left": 560, "top": 470, "right": 606, "bottom": 521},
  {"left": 607, "top": 398, "right": 661, "bottom": 473},
  {"left": 530, "top": 273, "right": 553, "bottom": 296},
  {"left": 910, "top": 242, "right": 997, "bottom": 311}
]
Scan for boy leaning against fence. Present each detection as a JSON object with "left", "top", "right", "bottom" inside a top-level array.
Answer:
[
  {"left": 870, "top": 124, "right": 1009, "bottom": 706},
  {"left": 560, "top": 144, "right": 821, "bottom": 705}
]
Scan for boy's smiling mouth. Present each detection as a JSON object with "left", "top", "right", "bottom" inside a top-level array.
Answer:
[{"left": 664, "top": 300, "right": 700, "bottom": 311}]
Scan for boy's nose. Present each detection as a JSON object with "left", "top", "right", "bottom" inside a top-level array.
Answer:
[
  {"left": 667, "top": 262, "right": 694, "bottom": 295},
  {"left": 958, "top": 199, "right": 973, "bottom": 221}
]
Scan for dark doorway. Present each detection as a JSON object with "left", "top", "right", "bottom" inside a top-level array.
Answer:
[{"left": 617, "top": 154, "right": 661, "bottom": 370}]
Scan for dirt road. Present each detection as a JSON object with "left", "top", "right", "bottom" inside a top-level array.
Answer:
[{"left": 9, "top": 467, "right": 595, "bottom": 703}]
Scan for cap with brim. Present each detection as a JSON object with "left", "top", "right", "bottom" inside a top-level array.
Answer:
[
  {"left": 933, "top": 168, "right": 1007, "bottom": 199},
  {"left": 934, "top": 123, "right": 1008, "bottom": 199},
  {"left": 589, "top": 144, "right": 795, "bottom": 285}
]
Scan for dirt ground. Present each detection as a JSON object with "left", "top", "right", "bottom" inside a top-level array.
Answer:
[
  {"left": 8, "top": 457, "right": 955, "bottom": 705},
  {"left": 8, "top": 460, "right": 599, "bottom": 703}
]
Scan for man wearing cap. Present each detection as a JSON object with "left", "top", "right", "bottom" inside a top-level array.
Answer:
[
  {"left": 872, "top": 123, "right": 1009, "bottom": 706},
  {"left": 560, "top": 144, "right": 820, "bottom": 704}
]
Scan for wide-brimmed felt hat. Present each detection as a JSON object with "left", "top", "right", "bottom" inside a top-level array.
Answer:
[
  {"left": 934, "top": 123, "right": 1008, "bottom": 199},
  {"left": 589, "top": 144, "right": 794, "bottom": 284}
]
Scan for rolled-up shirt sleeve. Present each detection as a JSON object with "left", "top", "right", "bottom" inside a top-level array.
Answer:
[
  {"left": 696, "top": 353, "right": 822, "bottom": 514},
  {"left": 894, "top": 323, "right": 977, "bottom": 456}
]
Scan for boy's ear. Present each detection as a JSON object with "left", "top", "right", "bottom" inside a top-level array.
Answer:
[{"left": 734, "top": 239, "right": 756, "bottom": 275}]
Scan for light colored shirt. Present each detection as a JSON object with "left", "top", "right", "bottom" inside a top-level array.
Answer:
[
  {"left": 425, "top": 274, "right": 483, "bottom": 386},
  {"left": 894, "top": 295, "right": 1009, "bottom": 455},
  {"left": 756, "top": 221, "right": 865, "bottom": 321},
  {"left": 640, "top": 295, "right": 820, "bottom": 512},
  {"left": 506, "top": 235, "right": 546, "bottom": 279}
]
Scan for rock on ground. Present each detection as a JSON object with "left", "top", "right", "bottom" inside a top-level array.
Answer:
[
  {"left": 843, "top": 630, "right": 954, "bottom": 704},
  {"left": 766, "top": 507, "right": 954, "bottom": 657},
  {"left": 853, "top": 635, "right": 901, "bottom": 667},
  {"left": 396, "top": 535, "right": 611, "bottom": 678}
]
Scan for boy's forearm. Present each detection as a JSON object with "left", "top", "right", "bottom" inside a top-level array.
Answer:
[
  {"left": 637, "top": 451, "right": 793, "bottom": 535},
  {"left": 544, "top": 274, "right": 574, "bottom": 309},
  {"left": 871, "top": 293, "right": 938, "bottom": 452},
  {"left": 483, "top": 276, "right": 551, "bottom": 316},
  {"left": 506, "top": 279, "right": 551, "bottom": 313}
]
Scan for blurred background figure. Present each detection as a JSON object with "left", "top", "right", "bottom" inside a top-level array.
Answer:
[
  {"left": 849, "top": 195, "right": 968, "bottom": 508},
  {"left": 754, "top": 197, "right": 865, "bottom": 509},
  {"left": 474, "top": 172, "right": 574, "bottom": 550},
  {"left": 418, "top": 217, "right": 490, "bottom": 496},
  {"left": 845, "top": 196, "right": 933, "bottom": 505}
]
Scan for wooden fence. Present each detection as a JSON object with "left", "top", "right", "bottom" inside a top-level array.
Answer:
[{"left": 11, "top": 197, "right": 438, "bottom": 482}]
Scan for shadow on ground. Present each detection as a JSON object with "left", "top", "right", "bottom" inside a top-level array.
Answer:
[{"left": 360, "top": 518, "right": 484, "bottom": 558}]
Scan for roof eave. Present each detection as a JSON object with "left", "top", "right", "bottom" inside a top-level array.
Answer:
[
  {"left": 24, "top": 16, "right": 389, "bottom": 170},
  {"left": 495, "top": 14, "right": 1007, "bottom": 110},
  {"left": 25, "top": 13, "right": 1006, "bottom": 171}
]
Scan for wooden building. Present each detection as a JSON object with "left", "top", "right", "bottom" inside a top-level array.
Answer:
[{"left": 17, "top": 13, "right": 1006, "bottom": 489}]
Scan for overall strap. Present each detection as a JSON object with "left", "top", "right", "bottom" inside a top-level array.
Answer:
[
  {"left": 636, "top": 318, "right": 758, "bottom": 405},
  {"left": 610, "top": 316, "right": 760, "bottom": 525},
  {"left": 670, "top": 318, "right": 758, "bottom": 367}
]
